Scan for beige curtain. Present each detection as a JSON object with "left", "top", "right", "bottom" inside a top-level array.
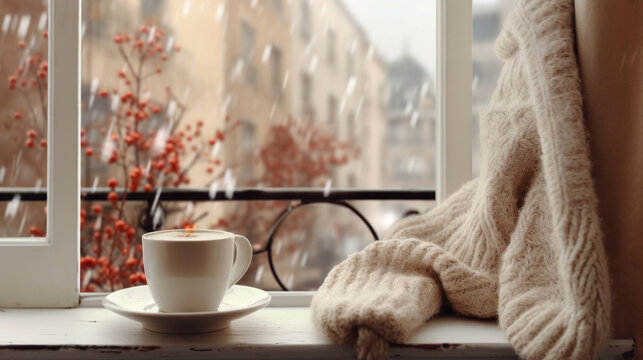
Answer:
[{"left": 575, "top": 1, "right": 643, "bottom": 357}]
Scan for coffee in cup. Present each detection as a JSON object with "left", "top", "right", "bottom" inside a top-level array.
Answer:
[{"left": 142, "top": 229, "right": 252, "bottom": 312}]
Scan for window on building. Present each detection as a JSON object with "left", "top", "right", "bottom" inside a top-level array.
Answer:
[
  {"left": 269, "top": 0, "right": 284, "bottom": 15},
  {"left": 240, "top": 121, "right": 256, "bottom": 182},
  {"left": 347, "top": 112, "right": 356, "bottom": 140},
  {"left": 270, "top": 45, "right": 283, "bottom": 96},
  {"left": 301, "top": 72, "right": 314, "bottom": 120},
  {"left": 346, "top": 48, "right": 354, "bottom": 77},
  {"left": 300, "top": 0, "right": 311, "bottom": 41},
  {"left": 327, "top": 29, "right": 336, "bottom": 66},
  {"left": 241, "top": 20, "right": 257, "bottom": 84},
  {"left": 327, "top": 95, "right": 338, "bottom": 134}
]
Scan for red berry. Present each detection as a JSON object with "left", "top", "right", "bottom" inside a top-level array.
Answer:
[
  {"left": 206, "top": 167, "right": 213, "bottom": 174},
  {"left": 107, "top": 191, "right": 119, "bottom": 203},
  {"left": 99, "top": 89, "right": 109, "bottom": 97},
  {"left": 85, "top": 147, "right": 94, "bottom": 156},
  {"left": 143, "top": 184, "right": 152, "bottom": 192},
  {"left": 42, "top": 31, "right": 48, "bottom": 39},
  {"left": 26, "top": 138, "right": 34, "bottom": 148},
  {"left": 26, "top": 129, "right": 36, "bottom": 138},
  {"left": 129, "top": 274, "right": 138, "bottom": 284},
  {"left": 124, "top": 257, "right": 138, "bottom": 268},
  {"left": 113, "top": 35, "right": 123, "bottom": 43},
  {"left": 216, "top": 130, "right": 225, "bottom": 141},
  {"left": 135, "top": 110, "right": 147, "bottom": 121},
  {"left": 115, "top": 220, "right": 126, "bottom": 231},
  {"left": 80, "top": 256, "right": 97, "bottom": 268},
  {"left": 18, "top": 40, "right": 25, "bottom": 48},
  {"left": 208, "top": 138, "right": 216, "bottom": 145},
  {"left": 197, "top": 120, "right": 204, "bottom": 127},
  {"left": 97, "top": 257, "right": 109, "bottom": 267},
  {"left": 29, "top": 226, "right": 44, "bottom": 236},
  {"left": 91, "top": 204, "right": 102, "bottom": 214},
  {"left": 107, "top": 178, "right": 118, "bottom": 189},
  {"left": 161, "top": 53, "right": 168, "bottom": 61},
  {"left": 13, "top": 112, "right": 22, "bottom": 120},
  {"left": 40, "top": 139, "right": 47, "bottom": 147},
  {"left": 40, "top": 62, "right": 48, "bottom": 71},
  {"left": 8, "top": 75, "right": 17, "bottom": 83}
]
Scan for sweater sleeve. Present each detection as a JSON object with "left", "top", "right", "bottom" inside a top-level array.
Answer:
[{"left": 311, "top": 179, "right": 499, "bottom": 360}]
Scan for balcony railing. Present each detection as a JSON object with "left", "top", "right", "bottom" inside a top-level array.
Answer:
[{"left": 0, "top": 187, "right": 435, "bottom": 290}]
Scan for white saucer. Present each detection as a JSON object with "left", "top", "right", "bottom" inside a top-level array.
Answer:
[{"left": 103, "top": 285, "right": 271, "bottom": 334}]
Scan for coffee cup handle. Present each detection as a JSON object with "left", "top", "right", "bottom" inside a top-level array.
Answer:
[{"left": 229, "top": 235, "right": 253, "bottom": 287}]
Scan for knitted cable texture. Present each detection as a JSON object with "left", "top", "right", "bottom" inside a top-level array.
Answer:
[{"left": 311, "top": 0, "right": 611, "bottom": 359}]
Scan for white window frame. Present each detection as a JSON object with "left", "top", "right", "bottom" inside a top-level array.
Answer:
[
  {"left": 436, "top": 0, "right": 473, "bottom": 202},
  {"left": 0, "top": 0, "right": 80, "bottom": 307},
  {"left": 0, "top": 0, "right": 472, "bottom": 307}
]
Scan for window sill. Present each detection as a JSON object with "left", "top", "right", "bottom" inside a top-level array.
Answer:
[{"left": 0, "top": 293, "right": 634, "bottom": 360}]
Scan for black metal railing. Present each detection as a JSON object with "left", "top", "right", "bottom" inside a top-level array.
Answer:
[{"left": 0, "top": 187, "right": 435, "bottom": 290}]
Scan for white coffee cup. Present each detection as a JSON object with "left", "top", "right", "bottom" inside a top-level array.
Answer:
[{"left": 142, "top": 229, "right": 252, "bottom": 312}]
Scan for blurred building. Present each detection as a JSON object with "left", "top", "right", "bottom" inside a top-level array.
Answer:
[
  {"left": 81, "top": 0, "right": 291, "bottom": 206},
  {"left": 384, "top": 55, "right": 436, "bottom": 189},
  {"left": 290, "top": 0, "right": 388, "bottom": 189}
]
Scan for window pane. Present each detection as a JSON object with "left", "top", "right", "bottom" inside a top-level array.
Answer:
[
  {"left": 0, "top": 0, "right": 48, "bottom": 238},
  {"left": 472, "top": 0, "right": 512, "bottom": 176},
  {"left": 80, "top": 0, "right": 436, "bottom": 291}
]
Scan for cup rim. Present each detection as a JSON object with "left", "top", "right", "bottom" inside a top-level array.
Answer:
[{"left": 142, "top": 229, "right": 234, "bottom": 242}]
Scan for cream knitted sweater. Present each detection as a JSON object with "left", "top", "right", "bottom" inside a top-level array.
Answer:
[{"left": 311, "top": 0, "right": 611, "bottom": 359}]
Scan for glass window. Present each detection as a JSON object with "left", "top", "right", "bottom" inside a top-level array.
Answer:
[
  {"left": 80, "top": 0, "right": 436, "bottom": 291},
  {"left": 0, "top": 0, "right": 49, "bottom": 238}
]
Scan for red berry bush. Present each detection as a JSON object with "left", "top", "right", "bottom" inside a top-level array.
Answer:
[{"left": 5, "top": 20, "right": 357, "bottom": 292}]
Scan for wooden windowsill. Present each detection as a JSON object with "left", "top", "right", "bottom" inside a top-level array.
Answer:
[{"left": 0, "top": 295, "right": 634, "bottom": 359}]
